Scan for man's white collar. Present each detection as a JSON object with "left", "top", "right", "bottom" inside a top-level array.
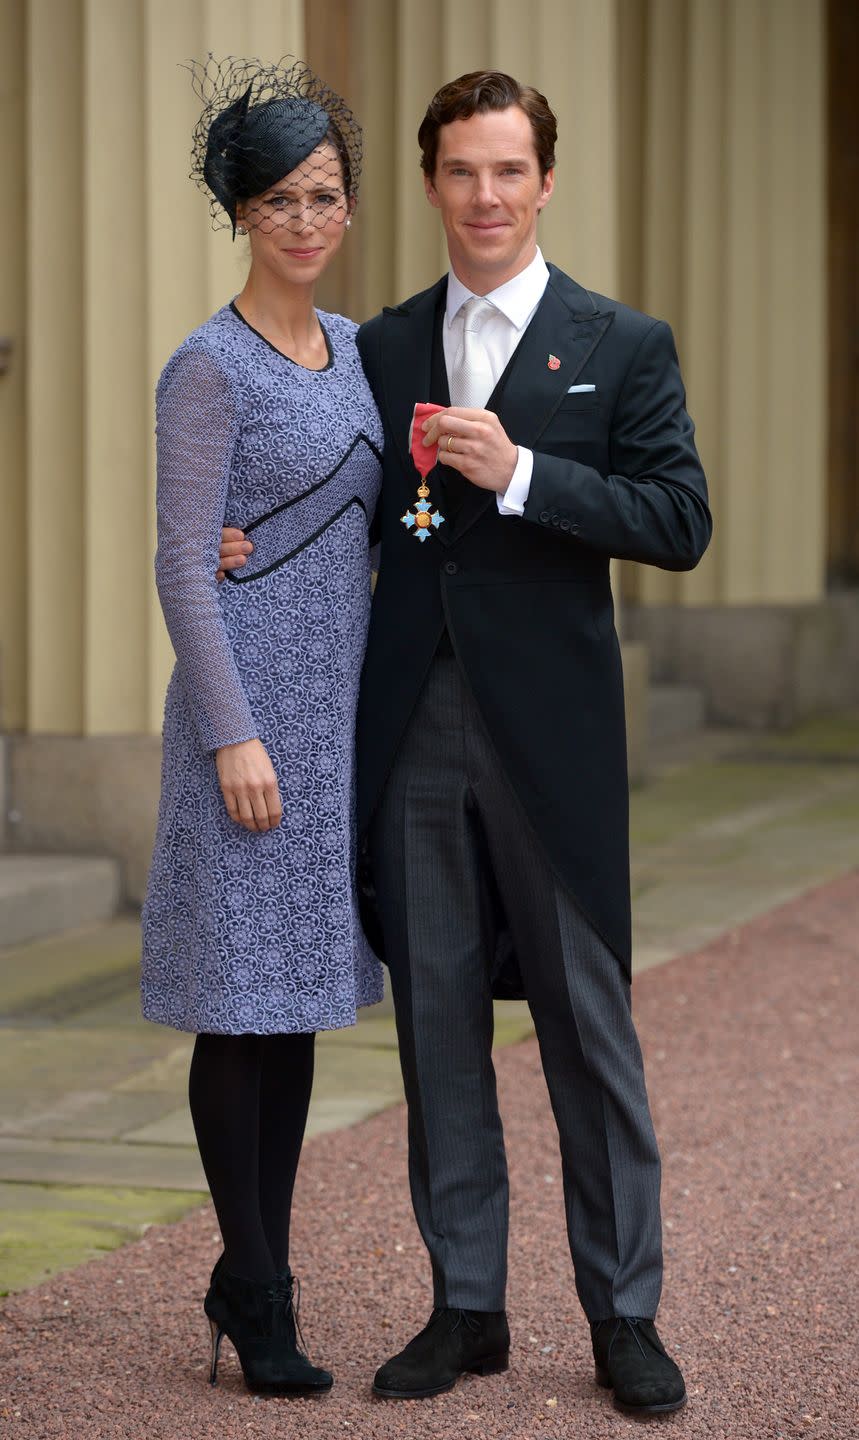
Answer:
[{"left": 446, "top": 248, "right": 550, "bottom": 332}]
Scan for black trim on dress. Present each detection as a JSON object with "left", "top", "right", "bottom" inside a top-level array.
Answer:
[
  {"left": 222, "top": 497, "right": 369, "bottom": 585},
  {"left": 239, "top": 432, "right": 383, "bottom": 534}
]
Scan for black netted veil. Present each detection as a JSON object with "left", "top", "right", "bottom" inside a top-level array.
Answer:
[{"left": 188, "top": 55, "right": 363, "bottom": 238}]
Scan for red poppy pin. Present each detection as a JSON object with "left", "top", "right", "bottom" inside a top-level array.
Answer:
[{"left": 547, "top": 354, "right": 561, "bottom": 371}]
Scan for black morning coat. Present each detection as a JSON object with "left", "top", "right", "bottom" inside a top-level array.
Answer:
[{"left": 355, "top": 263, "right": 712, "bottom": 995}]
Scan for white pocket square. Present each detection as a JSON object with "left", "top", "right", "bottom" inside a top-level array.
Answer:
[{"left": 567, "top": 383, "right": 596, "bottom": 393}]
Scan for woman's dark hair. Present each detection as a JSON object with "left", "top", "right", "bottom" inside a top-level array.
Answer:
[
  {"left": 324, "top": 122, "right": 352, "bottom": 200},
  {"left": 418, "top": 70, "right": 557, "bottom": 179}
]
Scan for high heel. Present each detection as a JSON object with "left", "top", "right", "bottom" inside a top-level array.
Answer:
[
  {"left": 203, "top": 1262, "right": 333, "bottom": 1395},
  {"left": 208, "top": 1316, "right": 225, "bottom": 1385}
]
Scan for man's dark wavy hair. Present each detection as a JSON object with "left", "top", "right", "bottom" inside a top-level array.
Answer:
[{"left": 418, "top": 70, "right": 557, "bottom": 179}]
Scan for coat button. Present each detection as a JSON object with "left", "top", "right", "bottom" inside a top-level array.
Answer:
[
  {"left": 539, "top": 510, "right": 550, "bottom": 523},
  {"left": 444, "top": 560, "right": 458, "bottom": 575},
  {"left": 559, "top": 518, "right": 571, "bottom": 531}
]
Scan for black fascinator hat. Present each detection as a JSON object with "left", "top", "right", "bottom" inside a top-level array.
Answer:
[{"left": 189, "top": 56, "right": 362, "bottom": 238}]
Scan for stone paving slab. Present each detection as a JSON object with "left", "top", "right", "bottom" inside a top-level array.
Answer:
[
  {"left": 3, "top": 1091, "right": 174, "bottom": 1143},
  {"left": 114, "top": 1042, "right": 194, "bottom": 1096},
  {"left": 0, "top": 1139, "right": 207, "bottom": 1191},
  {"left": 631, "top": 756, "right": 859, "bottom": 969},
  {"left": 0, "top": 1027, "right": 185, "bottom": 1133},
  {"left": 0, "top": 918, "right": 140, "bottom": 1013},
  {"left": 0, "top": 1182, "right": 202, "bottom": 1297}
]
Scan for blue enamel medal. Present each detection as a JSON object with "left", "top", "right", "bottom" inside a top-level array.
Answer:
[
  {"left": 401, "top": 483, "right": 446, "bottom": 542},
  {"left": 403, "top": 403, "right": 447, "bottom": 542}
]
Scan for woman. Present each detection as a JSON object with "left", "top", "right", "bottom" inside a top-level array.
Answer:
[{"left": 140, "top": 56, "right": 383, "bottom": 1395}]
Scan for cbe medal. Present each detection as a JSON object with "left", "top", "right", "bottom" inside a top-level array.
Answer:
[
  {"left": 401, "top": 483, "right": 445, "bottom": 541},
  {"left": 402, "top": 402, "right": 446, "bottom": 542}
]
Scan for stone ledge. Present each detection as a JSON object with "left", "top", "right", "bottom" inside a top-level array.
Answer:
[
  {"left": 0, "top": 855, "right": 121, "bottom": 948},
  {"left": 626, "top": 591, "right": 859, "bottom": 729},
  {"left": 6, "top": 735, "right": 162, "bottom": 906}
]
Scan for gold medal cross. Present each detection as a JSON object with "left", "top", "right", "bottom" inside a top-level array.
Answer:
[{"left": 401, "top": 482, "right": 445, "bottom": 542}]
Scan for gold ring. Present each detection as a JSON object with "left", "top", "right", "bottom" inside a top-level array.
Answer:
[{"left": 446, "top": 435, "right": 455, "bottom": 453}]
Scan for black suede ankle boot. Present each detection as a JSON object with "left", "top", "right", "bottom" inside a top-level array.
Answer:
[
  {"left": 373, "top": 1308, "right": 510, "bottom": 1399},
  {"left": 591, "top": 1317, "right": 686, "bottom": 1416},
  {"left": 204, "top": 1262, "right": 333, "bottom": 1395}
]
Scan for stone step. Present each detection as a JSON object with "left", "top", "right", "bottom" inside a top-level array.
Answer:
[
  {"left": 648, "top": 682, "right": 707, "bottom": 744},
  {"left": 0, "top": 855, "right": 122, "bottom": 949}
]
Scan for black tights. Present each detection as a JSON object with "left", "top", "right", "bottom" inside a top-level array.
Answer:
[{"left": 188, "top": 1031, "right": 315, "bottom": 1283}]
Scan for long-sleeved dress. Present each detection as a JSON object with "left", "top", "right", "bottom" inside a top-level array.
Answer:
[{"left": 141, "top": 302, "right": 384, "bottom": 1034}]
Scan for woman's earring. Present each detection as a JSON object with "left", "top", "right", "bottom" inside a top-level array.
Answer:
[
  {"left": 236, "top": 225, "right": 247, "bottom": 236},
  {"left": 345, "top": 218, "right": 352, "bottom": 230}
]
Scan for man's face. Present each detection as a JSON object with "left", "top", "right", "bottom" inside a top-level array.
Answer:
[{"left": 424, "top": 104, "right": 554, "bottom": 289}]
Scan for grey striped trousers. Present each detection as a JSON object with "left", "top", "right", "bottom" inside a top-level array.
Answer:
[{"left": 370, "top": 654, "right": 663, "bottom": 1320}]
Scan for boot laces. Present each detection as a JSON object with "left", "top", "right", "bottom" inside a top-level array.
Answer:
[
  {"left": 446, "top": 1308, "right": 481, "bottom": 1335},
  {"left": 597, "top": 1316, "right": 650, "bottom": 1364},
  {"left": 267, "top": 1272, "right": 309, "bottom": 1356}
]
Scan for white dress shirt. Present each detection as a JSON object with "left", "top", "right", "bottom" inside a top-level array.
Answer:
[{"left": 444, "top": 247, "right": 550, "bottom": 515}]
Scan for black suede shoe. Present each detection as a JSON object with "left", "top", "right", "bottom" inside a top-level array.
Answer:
[
  {"left": 204, "top": 1262, "right": 333, "bottom": 1395},
  {"left": 373, "top": 1308, "right": 510, "bottom": 1399},
  {"left": 591, "top": 1317, "right": 686, "bottom": 1416}
]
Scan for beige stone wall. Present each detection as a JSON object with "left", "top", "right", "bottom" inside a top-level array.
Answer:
[
  {"left": 344, "top": 0, "right": 620, "bottom": 318},
  {"left": 619, "top": 0, "right": 827, "bottom": 609},
  {"left": 1, "top": 0, "right": 303, "bottom": 737},
  {"left": 0, "top": 0, "right": 829, "bottom": 740}
]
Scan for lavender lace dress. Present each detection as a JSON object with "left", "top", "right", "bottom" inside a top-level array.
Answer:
[{"left": 141, "top": 303, "right": 384, "bottom": 1034}]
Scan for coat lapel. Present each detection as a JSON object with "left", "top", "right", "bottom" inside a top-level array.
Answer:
[
  {"left": 378, "top": 277, "right": 455, "bottom": 545},
  {"left": 379, "top": 278, "right": 447, "bottom": 486},
  {"left": 378, "top": 266, "right": 614, "bottom": 548},
  {"left": 449, "top": 266, "right": 614, "bottom": 543},
  {"left": 497, "top": 268, "right": 614, "bottom": 447}
]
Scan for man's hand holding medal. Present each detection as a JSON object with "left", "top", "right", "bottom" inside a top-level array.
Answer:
[{"left": 420, "top": 405, "right": 518, "bottom": 495}]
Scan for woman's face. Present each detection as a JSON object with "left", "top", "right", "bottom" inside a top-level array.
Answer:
[{"left": 237, "top": 140, "right": 352, "bottom": 285}]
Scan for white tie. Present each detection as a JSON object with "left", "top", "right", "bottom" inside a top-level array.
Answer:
[{"left": 449, "top": 296, "right": 496, "bottom": 409}]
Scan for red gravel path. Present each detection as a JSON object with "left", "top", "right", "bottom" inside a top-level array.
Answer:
[{"left": 2, "top": 872, "right": 857, "bottom": 1440}]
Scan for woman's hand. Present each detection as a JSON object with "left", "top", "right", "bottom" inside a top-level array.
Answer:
[
  {"left": 216, "top": 526, "right": 253, "bottom": 582},
  {"left": 215, "top": 739, "right": 282, "bottom": 832}
]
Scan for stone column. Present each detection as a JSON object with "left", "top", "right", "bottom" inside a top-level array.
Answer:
[
  {"left": 82, "top": 0, "right": 149, "bottom": 732},
  {"left": 0, "top": 0, "right": 27, "bottom": 732},
  {"left": 26, "top": 0, "right": 85, "bottom": 733}
]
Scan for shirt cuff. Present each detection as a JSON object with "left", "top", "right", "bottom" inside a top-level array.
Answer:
[{"left": 496, "top": 446, "right": 533, "bottom": 516}]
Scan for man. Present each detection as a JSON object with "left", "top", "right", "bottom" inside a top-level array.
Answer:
[{"left": 220, "top": 72, "right": 711, "bottom": 1417}]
